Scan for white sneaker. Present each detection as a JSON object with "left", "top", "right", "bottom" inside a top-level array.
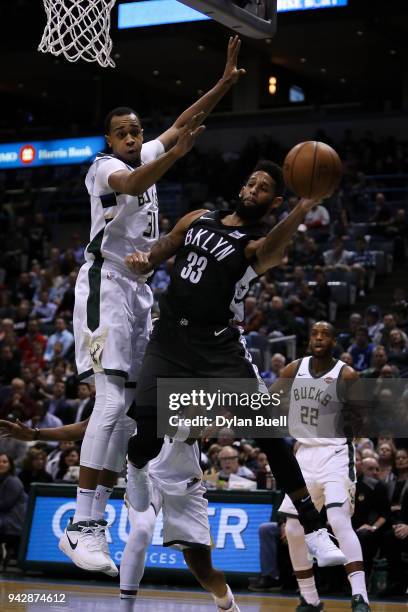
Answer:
[
  {"left": 95, "top": 520, "right": 119, "bottom": 577},
  {"left": 126, "top": 461, "right": 152, "bottom": 512},
  {"left": 59, "top": 519, "right": 111, "bottom": 572},
  {"left": 304, "top": 528, "right": 347, "bottom": 567},
  {"left": 214, "top": 585, "right": 240, "bottom": 612}
]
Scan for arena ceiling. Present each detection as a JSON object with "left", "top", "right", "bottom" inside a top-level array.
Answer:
[{"left": 0, "top": 0, "right": 407, "bottom": 138}]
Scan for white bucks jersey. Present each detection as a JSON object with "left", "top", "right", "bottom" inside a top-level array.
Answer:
[
  {"left": 288, "top": 357, "right": 347, "bottom": 446},
  {"left": 84, "top": 139, "right": 164, "bottom": 271},
  {"left": 150, "top": 438, "right": 202, "bottom": 495}
]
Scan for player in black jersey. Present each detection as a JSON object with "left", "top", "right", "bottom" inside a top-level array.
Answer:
[{"left": 125, "top": 160, "right": 347, "bottom": 568}]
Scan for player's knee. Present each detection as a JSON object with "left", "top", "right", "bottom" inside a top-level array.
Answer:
[
  {"left": 285, "top": 518, "right": 305, "bottom": 541},
  {"left": 327, "top": 504, "right": 351, "bottom": 535},
  {"left": 128, "top": 524, "right": 152, "bottom": 550}
]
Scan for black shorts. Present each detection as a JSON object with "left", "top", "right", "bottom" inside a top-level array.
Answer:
[{"left": 135, "top": 316, "right": 261, "bottom": 412}]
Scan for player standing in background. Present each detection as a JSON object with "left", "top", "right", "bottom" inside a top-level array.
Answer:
[
  {"left": 125, "top": 161, "right": 346, "bottom": 568},
  {"left": 0, "top": 418, "right": 241, "bottom": 612},
  {"left": 63, "top": 37, "right": 247, "bottom": 575},
  {"left": 277, "top": 322, "right": 370, "bottom": 612}
]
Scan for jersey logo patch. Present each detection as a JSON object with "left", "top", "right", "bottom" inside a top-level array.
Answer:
[
  {"left": 229, "top": 230, "right": 245, "bottom": 239},
  {"left": 324, "top": 377, "right": 335, "bottom": 384}
]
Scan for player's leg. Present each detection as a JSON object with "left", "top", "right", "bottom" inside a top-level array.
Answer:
[
  {"left": 119, "top": 501, "right": 158, "bottom": 612},
  {"left": 184, "top": 548, "right": 240, "bottom": 612},
  {"left": 164, "top": 485, "right": 240, "bottom": 612},
  {"left": 326, "top": 500, "right": 369, "bottom": 609},
  {"left": 285, "top": 518, "right": 323, "bottom": 611}
]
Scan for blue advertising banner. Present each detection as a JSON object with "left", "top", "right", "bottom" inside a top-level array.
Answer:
[
  {"left": 0, "top": 136, "right": 105, "bottom": 170},
  {"left": 25, "top": 494, "right": 272, "bottom": 573},
  {"left": 118, "top": 0, "right": 348, "bottom": 30}
]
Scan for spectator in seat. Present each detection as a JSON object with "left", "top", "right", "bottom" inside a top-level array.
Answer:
[
  {"left": 0, "top": 345, "right": 21, "bottom": 385},
  {"left": 380, "top": 479, "right": 408, "bottom": 596},
  {"left": 348, "top": 326, "right": 375, "bottom": 372},
  {"left": 261, "top": 353, "right": 286, "bottom": 387},
  {"left": 55, "top": 447, "right": 80, "bottom": 482},
  {"left": 18, "top": 319, "right": 47, "bottom": 364},
  {"left": 370, "top": 192, "right": 394, "bottom": 235},
  {"left": 217, "top": 428, "right": 235, "bottom": 448},
  {"left": 71, "top": 382, "right": 95, "bottom": 423},
  {"left": 0, "top": 378, "right": 34, "bottom": 421},
  {"left": 264, "top": 296, "right": 295, "bottom": 337},
  {"left": 43, "top": 317, "right": 73, "bottom": 362},
  {"left": 374, "top": 313, "right": 408, "bottom": 350},
  {"left": 365, "top": 306, "right": 383, "bottom": 342},
  {"left": 46, "top": 440, "right": 77, "bottom": 479},
  {"left": 387, "top": 448, "right": 408, "bottom": 524},
  {"left": 24, "top": 400, "right": 63, "bottom": 447},
  {"left": 377, "top": 442, "right": 396, "bottom": 483},
  {"left": 248, "top": 521, "right": 282, "bottom": 592},
  {"left": 360, "top": 345, "right": 388, "bottom": 379},
  {"left": 56, "top": 271, "right": 77, "bottom": 320},
  {"left": 340, "top": 352, "right": 353, "bottom": 366},
  {"left": 18, "top": 447, "right": 53, "bottom": 493},
  {"left": 313, "top": 268, "right": 331, "bottom": 313},
  {"left": 216, "top": 446, "right": 255, "bottom": 487},
  {"left": 323, "top": 237, "right": 354, "bottom": 269},
  {"left": 242, "top": 296, "right": 264, "bottom": 333},
  {"left": 44, "top": 381, "right": 74, "bottom": 425},
  {"left": 0, "top": 453, "right": 27, "bottom": 563},
  {"left": 387, "top": 328, "right": 408, "bottom": 378},
  {"left": 338, "top": 312, "right": 363, "bottom": 350},
  {"left": 349, "top": 237, "right": 375, "bottom": 298},
  {"left": 13, "top": 300, "right": 31, "bottom": 337},
  {"left": 304, "top": 203, "right": 330, "bottom": 242},
  {"left": 31, "top": 290, "right": 57, "bottom": 324},
  {"left": 352, "top": 452, "right": 389, "bottom": 579}
]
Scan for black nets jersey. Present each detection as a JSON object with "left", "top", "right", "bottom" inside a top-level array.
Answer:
[{"left": 160, "top": 210, "right": 268, "bottom": 325}]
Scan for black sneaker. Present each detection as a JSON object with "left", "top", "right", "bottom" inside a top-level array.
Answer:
[
  {"left": 351, "top": 595, "right": 371, "bottom": 611},
  {"left": 248, "top": 575, "right": 281, "bottom": 592},
  {"left": 296, "top": 596, "right": 324, "bottom": 611}
]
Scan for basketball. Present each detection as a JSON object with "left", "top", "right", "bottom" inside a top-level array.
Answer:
[{"left": 283, "top": 141, "right": 343, "bottom": 200}]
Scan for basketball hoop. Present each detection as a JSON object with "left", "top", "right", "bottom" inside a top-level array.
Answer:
[{"left": 38, "top": 0, "right": 117, "bottom": 68}]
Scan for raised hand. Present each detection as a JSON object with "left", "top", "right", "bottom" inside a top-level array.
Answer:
[
  {"left": 222, "top": 36, "right": 246, "bottom": 85},
  {"left": 173, "top": 112, "right": 206, "bottom": 158},
  {"left": 125, "top": 250, "right": 151, "bottom": 275}
]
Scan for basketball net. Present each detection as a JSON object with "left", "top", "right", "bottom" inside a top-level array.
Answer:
[{"left": 38, "top": 0, "right": 117, "bottom": 68}]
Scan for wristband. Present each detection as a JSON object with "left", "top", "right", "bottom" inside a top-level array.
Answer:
[{"left": 33, "top": 427, "right": 40, "bottom": 440}]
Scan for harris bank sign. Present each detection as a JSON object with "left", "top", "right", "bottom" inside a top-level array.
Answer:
[{"left": 0, "top": 136, "right": 105, "bottom": 169}]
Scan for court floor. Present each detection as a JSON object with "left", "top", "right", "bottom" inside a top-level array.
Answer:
[{"left": 0, "top": 579, "right": 406, "bottom": 612}]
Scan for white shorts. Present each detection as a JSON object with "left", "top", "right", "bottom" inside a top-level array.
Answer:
[
  {"left": 146, "top": 481, "right": 211, "bottom": 550},
  {"left": 279, "top": 443, "right": 356, "bottom": 518},
  {"left": 73, "top": 260, "right": 153, "bottom": 382}
]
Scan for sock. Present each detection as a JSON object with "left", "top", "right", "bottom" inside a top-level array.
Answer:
[
  {"left": 348, "top": 571, "right": 369, "bottom": 603},
  {"left": 73, "top": 488, "right": 95, "bottom": 523},
  {"left": 293, "top": 495, "right": 321, "bottom": 534},
  {"left": 298, "top": 577, "right": 320, "bottom": 606},
  {"left": 91, "top": 485, "right": 113, "bottom": 521},
  {"left": 214, "top": 585, "right": 233, "bottom": 610},
  {"left": 119, "top": 594, "right": 136, "bottom": 612}
]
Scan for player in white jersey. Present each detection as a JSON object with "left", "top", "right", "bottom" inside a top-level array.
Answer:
[
  {"left": 276, "top": 322, "right": 370, "bottom": 612},
  {"left": 0, "top": 417, "right": 241, "bottom": 612},
  {"left": 66, "top": 36, "right": 247, "bottom": 575}
]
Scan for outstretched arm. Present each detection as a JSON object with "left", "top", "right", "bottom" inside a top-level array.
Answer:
[
  {"left": 108, "top": 114, "right": 205, "bottom": 196},
  {"left": 248, "top": 198, "right": 319, "bottom": 274},
  {"left": 158, "top": 36, "right": 246, "bottom": 151},
  {"left": 125, "top": 209, "right": 207, "bottom": 274},
  {"left": 0, "top": 418, "right": 89, "bottom": 442}
]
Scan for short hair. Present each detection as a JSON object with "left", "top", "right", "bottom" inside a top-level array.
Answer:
[
  {"left": 104, "top": 107, "right": 141, "bottom": 134},
  {"left": 312, "top": 321, "right": 336, "bottom": 338},
  {"left": 252, "top": 160, "right": 285, "bottom": 197}
]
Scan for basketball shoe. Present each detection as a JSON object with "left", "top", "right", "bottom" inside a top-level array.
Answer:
[
  {"left": 59, "top": 518, "right": 111, "bottom": 572},
  {"left": 95, "top": 520, "right": 119, "bottom": 577},
  {"left": 296, "top": 597, "right": 324, "bottom": 611},
  {"left": 351, "top": 595, "right": 371, "bottom": 611},
  {"left": 304, "top": 528, "right": 347, "bottom": 567},
  {"left": 126, "top": 461, "right": 152, "bottom": 512},
  {"left": 214, "top": 585, "right": 240, "bottom": 612}
]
